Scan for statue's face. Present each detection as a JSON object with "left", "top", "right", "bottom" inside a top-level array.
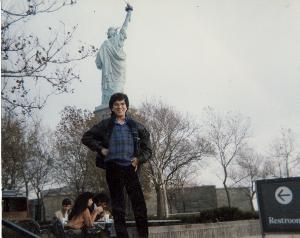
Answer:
[{"left": 107, "top": 28, "right": 117, "bottom": 38}]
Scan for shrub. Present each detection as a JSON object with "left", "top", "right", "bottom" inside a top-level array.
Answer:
[{"left": 168, "top": 207, "right": 258, "bottom": 224}]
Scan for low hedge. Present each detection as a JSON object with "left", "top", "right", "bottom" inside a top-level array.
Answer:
[{"left": 149, "top": 207, "right": 258, "bottom": 224}]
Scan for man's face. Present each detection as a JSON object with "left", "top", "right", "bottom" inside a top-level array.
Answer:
[
  {"left": 62, "top": 204, "right": 71, "bottom": 212},
  {"left": 97, "top": 202, "right": 107, "bottom": 209},
  {"left": 112, "top": 99, "right": 127, "bottom": 118}
]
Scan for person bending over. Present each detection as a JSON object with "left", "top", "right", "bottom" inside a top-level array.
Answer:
[
  {"left": 92, "top": 192, "right": 111, "bottom": 221},
  {"left": 66, "top": 192, "right": 103, "bottom": 229}
]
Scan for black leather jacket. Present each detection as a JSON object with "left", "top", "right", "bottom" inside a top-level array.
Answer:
[{"left": 82, "top": 116, "right": 152, "bottom": 169}]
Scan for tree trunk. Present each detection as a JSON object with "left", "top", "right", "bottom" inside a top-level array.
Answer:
[
  {"left": 25, "top": 182, "right": 29, "bottom": 198},
  {"left": 36, "top": 195, "right": 42, "bottom": 222},
  {"left": 285, "top": 157, "right": 290, "bottom": 178},
  {"left": 162, "top": 183, "right": 169, "bottom": 218},
  {"left": 223, "top": 176, "right": 231, "bottom": 208},
  {"left": 223, "top": 167, "right": 231, "bottom": 207},
  {"left": 223, "top": 184, "right": 231, "bottom": 207},
  {"left": 250, "top": 193, "right": 255, "bottom": 212},
  {"left": 11, "top": 176, "right": 16, "bottom": 189},
  {"left": 25, "top": 182, "right": 30, "bottom": 218},
  {"left": 41, "top": 194, "right": 46, "bottom": 222},
  {"left": 278, "top": 161, "right": 282, "bottom": 177},
  {"left": 155, "top": 185, "right": 163, "bottom": 219}
]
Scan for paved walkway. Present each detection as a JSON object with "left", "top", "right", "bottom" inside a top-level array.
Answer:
[{"left": 244, "top": 235, "right": 300, "bottom": 238}]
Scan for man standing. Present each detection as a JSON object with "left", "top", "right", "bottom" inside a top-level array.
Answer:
[{"left": 82, "top": 93, "right": 152, "bottom": 238}]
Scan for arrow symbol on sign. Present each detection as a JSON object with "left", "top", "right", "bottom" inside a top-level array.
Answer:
[
  {"left": 278, "top": 189, "right": 291, "bottom": 202},
  {"left": 275, "top": 186, "right": 293, "bottom": 205}
]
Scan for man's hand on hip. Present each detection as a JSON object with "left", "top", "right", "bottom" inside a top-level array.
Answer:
[
  {"left": 131, "top": 157, "right": 139, "bottom": 172},
  {"left": 101, "top": 148, "right": 109, "bottom": 156}
]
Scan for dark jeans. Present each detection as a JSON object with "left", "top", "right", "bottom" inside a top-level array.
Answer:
[{"left": 106, "top": 162, "right": 148, "bottom": 238}]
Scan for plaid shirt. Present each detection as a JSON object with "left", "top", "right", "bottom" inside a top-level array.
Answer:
[{"left": 105, "top": 119, "right": 134, "bottom": 166}]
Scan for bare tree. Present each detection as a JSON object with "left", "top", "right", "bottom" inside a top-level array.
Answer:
[
  {"left": 269, "top": 128, "right": 300, "bottom": 178},
  {"left": 139, "top": 101, "right": 212, "bottom": 218},
  {"left": 1, "top": 110, "right": 49, "bottom": 204},
  {"left": 24, "top": 119, "right": 54, "bottom": 222},
  {"left": 1, "top": 111, "right": 26, "bottom": 191},
  {"left": 203, "top": 107, "right": 251, "bottom": 207},
  {"left": 229, "top": 147, "right": 274, "bottom": 211},
  {"left": 1, "top": 0, "right": 97, "bottom": 114},
  {"left": 84, "top": 149, "right": 108, "bottom": 193},
  {"left": 167, "top": 165, "right": 198, "bottom": 214},
  {"left": 54, "top": 106, "right": 107, "bottom": 196}
]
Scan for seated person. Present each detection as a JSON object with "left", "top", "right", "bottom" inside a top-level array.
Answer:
[
  {"left": 66, "top": 192, "right": 103, "bottom": 229},
  {"left": 92, "top": 192, "right": 111, "bottom": 221},
  {"left": 54, "top": 198, "right": 72, "bottom": 224}
]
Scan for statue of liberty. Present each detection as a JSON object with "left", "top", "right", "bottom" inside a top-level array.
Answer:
[{"left": 95, "top": 4, "right": 133, "bottom": 106}]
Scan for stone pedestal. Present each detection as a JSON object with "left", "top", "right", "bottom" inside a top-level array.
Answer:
[{"left": 94, "top": 105, "right": 111, "bottom": 120}]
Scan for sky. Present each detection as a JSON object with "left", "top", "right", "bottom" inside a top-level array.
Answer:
[{"left": 3, "top": 0, "right": 300, "bottom": 186}]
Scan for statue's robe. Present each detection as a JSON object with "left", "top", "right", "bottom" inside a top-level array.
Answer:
[{"left": 95, "top": 31, "right": 127, "bottom": 106}]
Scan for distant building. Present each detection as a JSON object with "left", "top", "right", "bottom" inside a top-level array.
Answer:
[
  {"left": 216, "top": 187, "right": 252, "bottom": 211},
  {"left": 41, "top": 187, "right": 73, "bottom": 221},
  {"left": 168, "top": 186, "right": 218, "bottom": 213},
  {"left": 40, "top": 185, "right": 252, "bottom": 221},
  {"left": 135, "top": 186, "right": 252, "bottom": 216},
  {"left": 2, "top": 190, "right": 29, "bottom": 220}
]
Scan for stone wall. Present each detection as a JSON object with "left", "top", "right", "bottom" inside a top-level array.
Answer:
[
  {"left": 141, "top": 186, "right": 218, "bottom": 216},
  {"left": 127, "top": 220, "right": 261, "bottom": 238},
  {"left": 216, "top": 187, "right": 252, "bottom": 211},
  {"left": 169, "top": 186, "right": 217, "bottom": 213}
]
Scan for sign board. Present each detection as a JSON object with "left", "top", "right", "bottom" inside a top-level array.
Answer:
[{"left": 256, "top": 177, "right": 300, "bottom": 234}]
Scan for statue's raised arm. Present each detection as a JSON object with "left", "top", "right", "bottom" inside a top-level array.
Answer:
[{"left": 121, "top": 4, "right": 133, "bottom": 33}]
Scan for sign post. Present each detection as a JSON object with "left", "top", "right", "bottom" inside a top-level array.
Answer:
[{"left": 256, "top": 177, "right": 300, "bottom": 237}]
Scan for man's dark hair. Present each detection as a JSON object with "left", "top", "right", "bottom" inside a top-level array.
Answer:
[
  {"left": 109, "top": 93, "right": 129, "bottom": 110},
  {"left": 93, "top": 192, "right": 110, "bottom": 205},
  {"left": 62, "top": 198, "right": 72, "bottom": 206}
]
